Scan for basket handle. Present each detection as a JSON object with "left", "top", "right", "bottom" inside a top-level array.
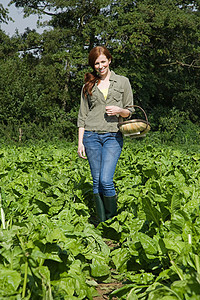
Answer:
[{"left": 127, "top": 105, "right": 149, "bottom": 124}]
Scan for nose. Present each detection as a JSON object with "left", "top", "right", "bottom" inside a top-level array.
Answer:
[{"left": 99, "top": 63, "right": 103, "bottom": 69}]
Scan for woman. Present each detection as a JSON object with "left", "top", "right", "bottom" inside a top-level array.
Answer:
[{"left": 77, "top": 46, "right": 134, "bottom": 222}]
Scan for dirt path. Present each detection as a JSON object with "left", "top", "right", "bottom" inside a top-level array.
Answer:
[
  {"left": 93, "top": 239, "right": 123, "bottom": 300},
  {"left": 94, "top": 282, "right": 123, "bottom": 299}
]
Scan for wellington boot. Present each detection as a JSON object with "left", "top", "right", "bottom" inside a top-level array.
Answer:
[
  {"left": 103, "top": 195, "right": 117, "bottom": 219},
  {"left": 93, "top": 193, "right": 106, "bottom": 222}
]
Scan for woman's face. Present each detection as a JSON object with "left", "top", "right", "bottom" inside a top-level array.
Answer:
[{"left": 94, "top": 54, "right": 111, "bottom": 78}]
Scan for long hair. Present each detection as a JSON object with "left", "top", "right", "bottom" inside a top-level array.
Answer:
[{"left": 83, "top": 46, "right": 112, "bottom": 97}]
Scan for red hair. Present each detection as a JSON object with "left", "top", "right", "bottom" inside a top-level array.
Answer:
[{"left": 83, "top": 46, "right": 112, "bottom": 97}]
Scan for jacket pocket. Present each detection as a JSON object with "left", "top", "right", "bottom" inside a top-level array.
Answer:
[{"left": 113, "top": 88, "right": 124, "bottom": 102}]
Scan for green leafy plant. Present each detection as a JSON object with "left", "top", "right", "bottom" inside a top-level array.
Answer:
[{"left": 0, "top": 140, "right": 200, "bottom": 299}]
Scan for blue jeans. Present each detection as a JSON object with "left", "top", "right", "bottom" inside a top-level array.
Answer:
[{"left": 83, "top": 131, "right": 123, "bottom": 197}]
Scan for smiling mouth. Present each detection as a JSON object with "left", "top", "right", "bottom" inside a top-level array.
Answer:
[{"left": 99, "top": 68, "right": 106, "bottom": 72}]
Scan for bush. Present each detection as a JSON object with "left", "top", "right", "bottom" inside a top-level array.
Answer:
[
  {"left": 158, "top": 108, "right": 188, "bottom": 140},
  {"left": 0, "top": 116, "right": 78, "bottom": 143}
]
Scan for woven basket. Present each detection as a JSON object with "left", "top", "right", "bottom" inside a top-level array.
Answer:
[{"left": 118, "top": 105, "right": 151, "bottom": 137}]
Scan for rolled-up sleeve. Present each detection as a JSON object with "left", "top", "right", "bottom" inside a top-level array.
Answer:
[
  {"left": 123, "top": 78, "right": 134, "bottom": 116},
  {"left": 77, "top": 87, "right": 89, "bottom": 128}
]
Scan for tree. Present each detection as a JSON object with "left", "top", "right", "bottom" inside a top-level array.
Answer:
[
  {"left": 0, "top": 3, "right": 10, "bottom": 24},
  {"left": 105, "top": 0, "right": 200, "bottom": 121},
  {"left": 1, "top": 0, "right": 200, "bottom": 141}
]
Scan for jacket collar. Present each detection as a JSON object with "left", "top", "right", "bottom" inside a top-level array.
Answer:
[
  {"left": 109, "top": 70, "right": 117, "bottom": 82},
  {"left": 93, "top": 70, "right": 117, "bottom": 91}
]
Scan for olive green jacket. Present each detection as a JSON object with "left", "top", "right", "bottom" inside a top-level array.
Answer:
[{"left": 77, "top": 71, "right": 134, "bottom": 132}]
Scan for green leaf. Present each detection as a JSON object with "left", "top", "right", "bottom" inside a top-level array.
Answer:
[
  {"left": 127, "top": 288, "right": 139, "bottom": 300},
  {"left": 90, "top": 258, "right": 110, "bottom": 277},
  {"left": 138, "top": 233, "right": 158, "bottom": 255},
  {"left": 163, "top": 238, "right": 185, "bottom": 255},
  {"left": 109, "top": 284, "right": 136, "bottom": 298},
  {"left": 170, "top": 192, "right": 181, "bottom": 213},
  {"left": 112, "top": 248, "right": 131, "bottom": 272},
  {"left": 142, "top": 196, "right": 161, "bottom": 227},
  {"left": 126, "top": 272, "right": 155, "bottom": 285},
  {"left": 35, "top": 265, "right": 51, "bottom": 282},
  {"left": 0, "top": 268, "right": 21, "bottom": 292},
  {"left": 53, "top": 277, "right": 75, "bottom": 296},
  {"left": 170, "top": 210, "right": 190, "bottom": 234},
  {"left": 147, "top": 283, "right": 182, "bottom": 300},
  {"left": 31, "top": 245, "right": 63, "bottom": 262},
  {"left": 46, "top": 228, "right": 67, "bottom": 243}
]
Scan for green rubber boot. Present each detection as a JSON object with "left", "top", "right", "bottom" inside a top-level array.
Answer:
[
  {"left": 103, "top": 195, "right": 117, "bottom": 219},
  {"left": 93, "top": 193, "right": 106, "bottom": 222}
]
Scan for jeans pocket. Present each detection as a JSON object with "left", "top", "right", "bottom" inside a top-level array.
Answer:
[
  {"left": 110, "top": 131, "right": 123, "bottom": 138},
  {"left": 83, "top": 131, "right": 95, "bottom": 139}
]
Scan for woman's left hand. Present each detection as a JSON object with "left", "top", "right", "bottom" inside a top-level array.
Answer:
[
  {"left": 106, "top": 106, "right": 130, "bottom": 118},
  {"left": 105, "top": 106, "right": 121, "bottom": 116}
]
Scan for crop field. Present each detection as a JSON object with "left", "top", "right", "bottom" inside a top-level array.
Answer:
[{"left": 0, "top": 139, "right": 200, "bottom": 299}]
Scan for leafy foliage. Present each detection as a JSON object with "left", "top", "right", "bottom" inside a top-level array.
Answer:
[
  {"left": 0, "top": 3, "right": 10, "bottom": 23},
  {"left": 0, "top": 140, "right": 200, "bottom": 299}
]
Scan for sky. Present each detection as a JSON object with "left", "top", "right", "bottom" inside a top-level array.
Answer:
[{"left": 0, "top": 0, "right": 51, "bottom": 36}]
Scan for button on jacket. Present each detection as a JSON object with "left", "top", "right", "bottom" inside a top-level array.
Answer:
[{"left": 77, "top": 71, "right": 134, "bottom": 132}]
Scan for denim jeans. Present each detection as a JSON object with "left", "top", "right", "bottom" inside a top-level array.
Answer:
[{"left": 83, "top": 131, "right": 123, "bottom": 197}]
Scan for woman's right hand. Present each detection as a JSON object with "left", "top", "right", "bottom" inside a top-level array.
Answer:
[{"left": 77, "top": 143, "right": 87, "bottom": 159}]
